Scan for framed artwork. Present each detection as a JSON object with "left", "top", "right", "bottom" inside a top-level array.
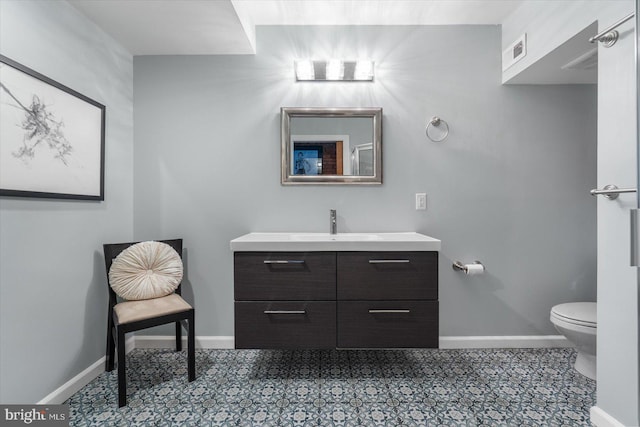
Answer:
[{"left": 0, "top": 55, "right": 105, "bottom": 200}]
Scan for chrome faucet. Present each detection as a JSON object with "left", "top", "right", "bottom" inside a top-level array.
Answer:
[{"left": 330, "top": 209, "right": 337, "bottom": 234}]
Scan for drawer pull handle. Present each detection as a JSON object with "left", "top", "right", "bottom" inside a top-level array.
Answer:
[
  {"left": 263, "top": 260, "right": 306, "bottom": 264},
  {"left": 264, "top": 310, "right": 306, "bottom": 314},
  {"left": 368, "top": 259, "right": 410, "bottom": 264},
  {"left": 368, "top": 309, "right": 411, "bottom": 314}
]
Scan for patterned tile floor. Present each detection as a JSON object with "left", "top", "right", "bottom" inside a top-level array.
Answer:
[{"left": 66, "top": 348, "right": 595, "bottom": 426}]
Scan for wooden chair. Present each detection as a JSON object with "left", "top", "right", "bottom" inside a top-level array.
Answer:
[{"left": 103, "top": 238, "right": 195, "bottom": 407}]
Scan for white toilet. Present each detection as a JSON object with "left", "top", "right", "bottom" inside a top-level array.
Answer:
[{"left": 550, "top": 302, "right": 597, "bottom": 380}]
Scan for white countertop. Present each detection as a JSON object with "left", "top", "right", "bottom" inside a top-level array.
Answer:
[{"left": 230, "top": 232, "right": 441, "bottom": 252}]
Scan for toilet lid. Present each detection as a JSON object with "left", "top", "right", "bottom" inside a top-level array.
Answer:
[{"left": 551, "top": 302, "right": 596, "bottom": 326}]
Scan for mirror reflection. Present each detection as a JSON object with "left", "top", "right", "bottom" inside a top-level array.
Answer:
[
  {"left": 291, "top": 117, "right": 372, "bottom": 176},
  {"left": 281, "top": 108, "right": 382, "bottom": 185},
  {"left": 352, "top": 143, "right": 373, "bottom": 176}
]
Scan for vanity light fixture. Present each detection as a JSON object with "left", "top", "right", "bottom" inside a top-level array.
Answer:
[
  {"left": 294, "top": 60, "right": 374, "bottom": 81},
  {"left": 294, "top": 60, "right": 315, "bottom": 80},
  {"left": 325, "top": 59, "right": 344, "bottom": 80},
  {"left": 353, "top": 60, "right": 374, "bottom": 81}
]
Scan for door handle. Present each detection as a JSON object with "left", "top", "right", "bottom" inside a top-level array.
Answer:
[
  {"left": 590, "top": 184, "right": 637, "bottom": 200},
  {"left": 632, "top": 210, "right": 640, "bottom": 267}
]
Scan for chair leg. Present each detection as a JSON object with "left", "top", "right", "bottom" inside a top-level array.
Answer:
[
  {"left": 175, "top": 321, "right": 182, "bottom": 352},
  {"left": 105, "top": 310, "right": 115, "bottom": 372},
  {"left": 117, "top": 327, "right": 127, "bottom": 407},
  {"left": 188, "top": 311, "right": 195, "bottom": 382}
]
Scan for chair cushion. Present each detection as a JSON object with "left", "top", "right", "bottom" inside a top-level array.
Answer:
[
  {"left": 114, "top": 293, "right": 192, "bottom": 325},
  {"left": 109, "top": 241, "right": 183, "bottom": 301}
]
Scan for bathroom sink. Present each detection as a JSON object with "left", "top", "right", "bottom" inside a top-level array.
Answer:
[
  {"left": 290, "top": 233, "right": 383, "bottom": 242},
  {"left": 230, "top": 232, "right": 441, "bottom": 252}
]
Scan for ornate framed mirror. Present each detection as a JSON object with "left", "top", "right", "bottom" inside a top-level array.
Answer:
[{"left": 281, "top": 107, "right": 382, "bottom": 185}]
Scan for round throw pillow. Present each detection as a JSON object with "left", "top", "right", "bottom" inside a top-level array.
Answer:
[{"left": 109, "top": 241, "right": 183, "bottom": 301}]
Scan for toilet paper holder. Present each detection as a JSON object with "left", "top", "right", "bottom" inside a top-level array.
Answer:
[{"left": 452, "top": 260, "right": 484, "bottom": 273}]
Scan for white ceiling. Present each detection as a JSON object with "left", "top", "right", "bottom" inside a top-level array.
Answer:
[
  {"left": 506, "top": 22, "right": 598, "bottom": 84},
  {"left": 68, "top": 0, "right": 255, "bottom": 55},
  {"left": 69, "top": 0, "right": 523, "bottom": 55}
]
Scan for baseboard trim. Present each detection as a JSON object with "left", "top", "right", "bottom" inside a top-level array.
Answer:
[
  {"left": 439, "top": 335, "right": 571, "bottom": 349},
  {"left": 37, "top": 336, "right": 135, "bottom": 404},
  {"left": 134, "top": 335, "right": 235, "bottom": 349},
  {"left": 590, "top": 406, "right": 626, "bottom": 427},
  {"left": 134, "top": 335, "right": 569, "bottom": 350},
  {"left": 134, "top": 335, "right": 568, "bottom": 350},
  {"left": 37, "top": 357, "right": 105, "bottom": 405}
]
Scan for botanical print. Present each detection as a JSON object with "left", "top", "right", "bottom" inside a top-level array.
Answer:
[
  {"left": 0, "top": 81, "right": 72, "bottom": 165},
  {"left": 0, "top": 57, "right": 104, "bottom": 199}
]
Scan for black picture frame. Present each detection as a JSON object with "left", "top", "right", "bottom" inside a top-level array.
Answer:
[{"left": 0, "top": 54, "right": 106, "bottom": 200}]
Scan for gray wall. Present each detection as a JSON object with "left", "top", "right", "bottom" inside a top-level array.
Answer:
[
  {"left": 134, "top": 26, "right": 597, "bottom": 337},
  {"left": 0, "top": 1, "right": 133, "bottom": 403}
]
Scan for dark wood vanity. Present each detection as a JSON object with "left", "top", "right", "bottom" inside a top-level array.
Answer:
[{"left": 233, "top": 250, "right": 439, "bottom": 349}]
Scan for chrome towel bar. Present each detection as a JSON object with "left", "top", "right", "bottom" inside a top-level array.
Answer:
[
  {"left": 589, "top": 12, "right": 635, "bottom": 47},
  {"left": 590, "top": 185, "right": 637, "bottom": 200}
]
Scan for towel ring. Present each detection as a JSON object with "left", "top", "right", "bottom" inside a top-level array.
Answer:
[{"left": 426, "top": 116, "right": 449, "bottom": 142}]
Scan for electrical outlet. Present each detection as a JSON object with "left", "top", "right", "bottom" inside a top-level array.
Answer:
[{"left": 415, "top": 193, "right": 427, "bottom": 210}]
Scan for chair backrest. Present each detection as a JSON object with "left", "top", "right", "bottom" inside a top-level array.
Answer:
[{"left": 103, "top": 239, "right": 183, "bottom": 305}]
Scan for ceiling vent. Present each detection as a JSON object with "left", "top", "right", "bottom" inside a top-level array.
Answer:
[{"left": 561, "top": 48, "right": 598, "bottom": 70}]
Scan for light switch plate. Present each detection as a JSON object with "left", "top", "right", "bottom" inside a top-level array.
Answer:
[{"left": 415, "top": 193, "right": 427, "bottom": 210}]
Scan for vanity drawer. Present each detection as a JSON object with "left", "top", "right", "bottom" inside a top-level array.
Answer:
[
  {"left": 337, "top": 252, "right": 438, "bottom": 300},
  {"left": 235, "top": 301, "right": 336, "bottom": 349},
  {"left": 337, "top": 301, "right": 438, "bottom": 348},
  {"left": 235, "top": 252, "right": 336, "bottom": 300}
]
